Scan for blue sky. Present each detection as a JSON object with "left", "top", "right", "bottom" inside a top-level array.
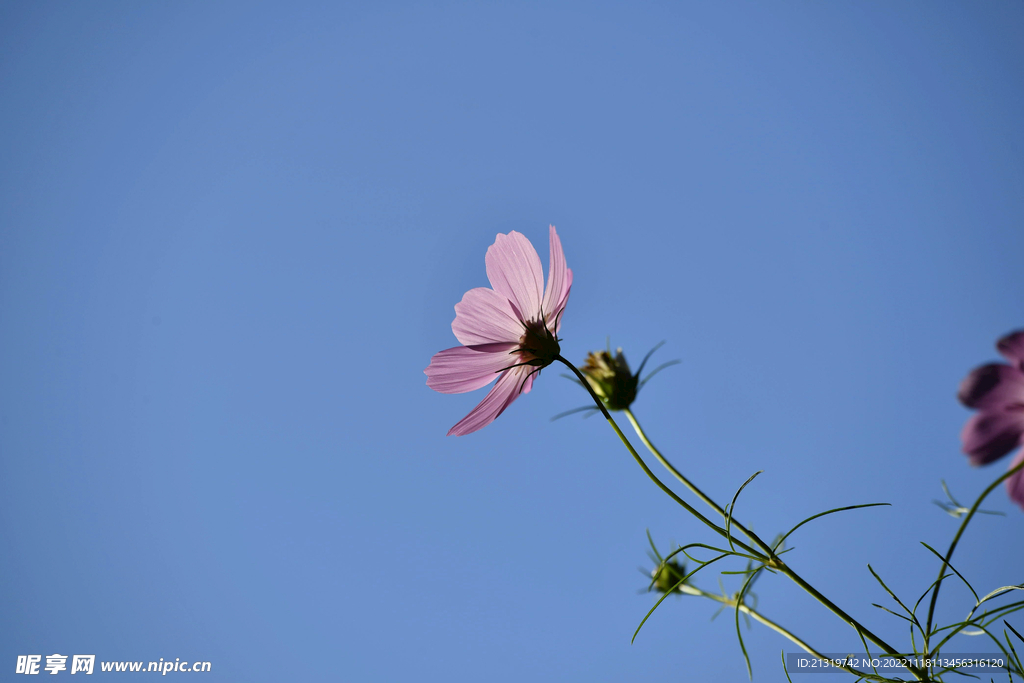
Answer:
[{"left": 2, "top": 2, "right": 1022, "bottom": 680}]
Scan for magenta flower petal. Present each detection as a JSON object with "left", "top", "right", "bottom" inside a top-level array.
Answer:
[
  {"left": 1007, "top": 449, "right": 1024, "bottom": 511},
  {"left": 961, "top": 408, "right": 1024, "bottom": 466},
  {"left": 541, "top": 225, "right": 569, "bottom": 320},
  {"left": 957, "top": 363, "right": 1024, "bottom": 410},
  {"left": 426, "top": 227, "right": 570, "bottom": 435},
  {"left": 959, "top": 331, "right": 1024, "bottom": 511},
  {"left": 485, "top": 231, "right": 544, "bottom": 320},
  {"left": 552, "top": 271, "right": 572, "bottom": 331},
  {"left": 521, "top": 369, "right": 535, "bottom": 395},
  {"left": 451, "top": 287, "right": 524, "bottom": 346},
  {"left": 425, "top": 343, "right": 518, "bottom": 394},
  {"left": 447, "top": 366, "right": 531, "bottom": 436},
  {"left": 997, "top": 330, "right": 1024, "bottom": 369}
]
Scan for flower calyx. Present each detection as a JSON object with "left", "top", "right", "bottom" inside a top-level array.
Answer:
[{"left": 581, "top": 348, "right": 638, "bottom": 411}]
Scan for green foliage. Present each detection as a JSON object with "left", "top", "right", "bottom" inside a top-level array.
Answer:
[{"left": 636, "top": 463, "right": 1024, "bottom": 681}]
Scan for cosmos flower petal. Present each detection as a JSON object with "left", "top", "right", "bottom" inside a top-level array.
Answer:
[
  {"left": 552, "top": 270, "right": 572, "bottom": 332},
  {"left": 452, "top": 287, "right": 524, "bottom": 346},
  {"left": 961, "top": 408, "right": 1024, "bottom": 466},
  {"left": 425, "top": 343, "right": 518, "bottom": 394},
  {"left": 1006, "top": 449, "right": 1024, "bottom": 511},
  {"left": 447, "top": 366, "right": 531, "bottom": 436},
  {"left": 957, "top": 363, "right": 1024, "bottom": 410},
  {"left": 485, "top": 231, "right": 544, "bottom": 320},
  {"left": 427, "top": 227, "right": 569, "bottom": 435},
  {"left": 521, "top": 367, "right": 537, "bottom": 394},
  {"left": 997, "top": 330, "right": 1024, "bottom": 369},
  {"left": 542, "top": 225, "right": 568, "bottom": 320}
]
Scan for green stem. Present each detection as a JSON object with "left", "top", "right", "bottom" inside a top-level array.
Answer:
[
  {"left": 624, "top": 409, "right": 773, "bottom": 556},
  {"left": 774, "top": 558, "right": 922, "bottom": 677},
  {"left": 923, "top": 457, "right": 1024, "bottom": 655},
  {"left": 613, "top": 402, "right": 922, "bottom": 678},
  {"left": 677, "top": 584, "right": 890, "bottom": 682},
  {"left": 555, "top": 356, "right": 765, "bottom": 560}
]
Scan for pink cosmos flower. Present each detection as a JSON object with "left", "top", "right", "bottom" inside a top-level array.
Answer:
[
  {"left": 425, "top": 226, "right": 572, "bottom": 436},
  {"left": 957, "top": 330, "right": 1024, "bottom": 510}
]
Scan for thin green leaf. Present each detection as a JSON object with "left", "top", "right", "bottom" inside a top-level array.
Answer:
[
  {"left": 934, "top": 482, "right": 1005, "bottom": 518},
  {"left": 774, "top": 503, "right": 890, "bottom": 551},
  {"left": 930, "top": 600, "right": 1024, "bottom": 655},
  {"left": 921, "top": 541, "right": 979, "bottom": 603},
  {"left": 937, "top": 667, "right": 984, "bottom": 679},
  {"left": 868, "top": 564, "right": 919, "bottom": 626},
  {"left": 986, "top": 602, "right": 1024, "bottom": 626},
  {"left": 632, "top": 554, "right": 730, "bottom": 643},
  {"left": 635, "top": 341, "right": 666, "bottom": 378},
  {"left": 1007, "top": 621, "right": 1024, "bottom": 646},
  {"left": 932, "top": 499, "right": 963, "bottom": 518},
  {"left": 550, "top": 405, "right": 598, "bottom": 421},
  {"left": 1005, "top": 626, "right": 1023, "bottom": 678},
  {"left": 726, "top": 471, "right": 763, "bottom": 551},
  {"left": 632, "top": 578, "right": 685, "bottom": 644},
  {"left": 872, "top": 603, "right": 915, "bottom": 624},
  {"left": 661, "top": 542, "right": 763, "bottom": 565},
  {"left": 855, "top": 627, "right": 878, "bottom": 677},
  {"left": 781, "top": 650, "right": 794, "bottom": 683},
  {"left": 638, "top": 360, "right": 682, "bottom": 390},
  {"left": 734, "top": 568, "right": 762, "bottom": 680},
  {"left": 646, "top": 529, "right": 663, "bottom": 563},
  {"left": 914, "top": 572, "right": 952, "bottom": 619},
  {"left": 745, "top": 561, "right": 766, "bottom": 594},
  {"left": 961, "top": 624, "right": 1022, "bottom": 678},
  {"left": 942, "top": 480, "right": 961, "bottom": 508},
  {"left": 979, "top": 585, "right": 1024, "bottom": 607},
  {"left": 639, "top": 565, "right": 659, "bottom": 593}
]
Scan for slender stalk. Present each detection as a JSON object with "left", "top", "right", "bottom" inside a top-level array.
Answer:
[
  {"left": 676, "top": 584, "right": 888, "bottom": 681},
  {"left": 772, "top": 558, "right": 924, "bottom": 677},
  {"left": 555, "top": 356, "right": 765, "bottom": 560},
  {"left": 624, "top": 409, "right": 773, "bottom": 556},
  {"left": 923, "top": 457, "right": 1024, "bottom": 655},
  {"left": 593, "top": 391, "right": 922, "bottom": 677}
]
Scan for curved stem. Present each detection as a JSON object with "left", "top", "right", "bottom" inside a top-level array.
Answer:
[
  {"left": 677, "top": 584, "right": 890, "bottom": 681},
  {"left": 624, "top": 409, "right": 774, "bottom": 556},
  {"left": 772, "top": 558, "right": 921, "bottom": 677},
  {"left": 555, "top": 356, "right": 765, "bottom": 560},
  {"left": 614, "top": 401, "right": 922, "bottom": 678},
  {"left": 923, "top": 457, "right": 1024, "bottom": 654}
]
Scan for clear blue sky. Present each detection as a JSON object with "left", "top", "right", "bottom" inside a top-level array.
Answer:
[{"left": 2, "top": 2, "right": 1022, "bottom": 680}]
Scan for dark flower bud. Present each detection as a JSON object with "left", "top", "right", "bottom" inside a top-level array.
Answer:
[
  {"left": 581, "top": 349, "right": 638, "bottom": 411},
  {"left": 651, "top": 558, "right": 688, "bottom": 594},
  {"left": 578, "top": 342, "right": 679, "bottom": 413}
]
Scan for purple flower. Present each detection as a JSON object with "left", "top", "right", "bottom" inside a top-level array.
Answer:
[
  {"left": 425, "top": 226, "right": 572, "bottom": 436},
  {"left": 958, "top": 330, "right": 1024, "bottom": 509}
]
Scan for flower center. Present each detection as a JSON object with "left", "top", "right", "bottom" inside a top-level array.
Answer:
[{"left": 517, "top": 320, "right": 560, "bottom": 368}]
